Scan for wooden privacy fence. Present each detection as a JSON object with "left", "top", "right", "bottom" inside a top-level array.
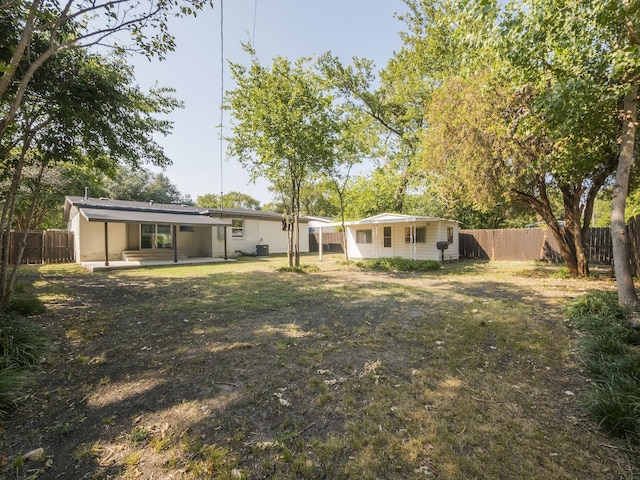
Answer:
[
  {"left": 459, "top": 227, "right": 613, "bottom": 264},
  {"left": 3, "top": 230, "right": 74, "bottom": 264},
  {"left": 309, "top": 232, "right": 344, "bottom": 253}
]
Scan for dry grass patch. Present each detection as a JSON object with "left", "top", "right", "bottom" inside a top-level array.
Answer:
[{"left": 1, "top": 257, "right": 638, "bottom": 479}]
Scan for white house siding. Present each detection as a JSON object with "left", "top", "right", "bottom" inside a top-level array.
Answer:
[
  {"left": 344, "top": 219, "right": 459, "bottom": 261},
  {"left": 212, "top": 218, "right": 310, "bottom": 256}
]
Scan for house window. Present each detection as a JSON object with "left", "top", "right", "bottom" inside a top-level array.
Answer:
[
  {"left": 141, "top": 224, "right": 172, "bottom": 249},
  {"left": 356, "top": 229, "right": 372, "bottom": 244},
  {"left": 383, "top": 226, "right": 392, "bottom": 248},
  {"left": 179, "top": 225, "right": 194, "bottom": 232},
  {"left": 405, "top": 226, "right": 426, "bottom": 243},
  {"left": 231, "top": 219, "right": 244, "bottom": 238},
  {"left": 447, "top": 226, "right": 454, "bottom": 244}
]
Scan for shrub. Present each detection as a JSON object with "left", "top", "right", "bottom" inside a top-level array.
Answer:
[
  {"left": 566, "top": 291, "right": 627, "bottom": 324},
  {"left": 0, "top": 313, "right": 48, "bottom": 413},
  {"left": 355, "top": 257, "right": 441, "bottom": 273},
  {"left": 0, "top": 312, "right": 48, "bottom": 369},
  {"left": 0, "top": 368, "right": 29, "bottom": 413},
  {"left": 8, "top": 296, "right": 46, "bottom": 316},
  {"left": 276, "top": 264, "right": 320, "bottom": 274},
  {"left": 567, "top": 291, "right": 640, "bottom": 443}
]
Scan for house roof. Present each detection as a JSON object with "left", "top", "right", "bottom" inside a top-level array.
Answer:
[
  {"left": 64, "top": 196, "right": 309, "bottom": 225},
  {"left": 203, "top": 208, "right": 311, "bottom": 223},
  {"left": 64, "top": 196, "right": 230, "bottom": 226},
  {"left": 316, "top": 213, "right": 459, "bottom": 228}
]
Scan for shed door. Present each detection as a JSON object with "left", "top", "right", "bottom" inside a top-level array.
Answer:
[{"left": 383, "top": 226, "right": 392, "bottom": 248}]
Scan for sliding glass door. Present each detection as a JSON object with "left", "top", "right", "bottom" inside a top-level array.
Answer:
[{"left": 141, "top": 224, "right": 172, "bottom": 249}]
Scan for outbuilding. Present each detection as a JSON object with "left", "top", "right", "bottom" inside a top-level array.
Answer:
[{"left": 315, "top": 213, "right": 459, "bottom": 261}]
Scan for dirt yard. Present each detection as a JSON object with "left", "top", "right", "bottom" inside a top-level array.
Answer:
[{"left": 1, "top": 257, "right": 637, "bottom": 479}]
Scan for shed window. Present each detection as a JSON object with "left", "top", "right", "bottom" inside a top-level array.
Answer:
[
  {"left": 405, "top": 226, "right": 426, "bottom": 243},
  {"left": 447, "top": 226, "right": 454, "bottom": 244},
  {"left": 356, "top": 229, "right": 372, "bottom": 244},
  {"left": 231, "top": 219, "right": 244, "bottom": 238}
]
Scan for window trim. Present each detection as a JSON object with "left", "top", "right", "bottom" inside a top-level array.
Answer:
[
  {"left": 405, "top": 226, "right": 426, "bottom": 244},
  {"left": 383, "top": 226, "right": 392, "bottom": 248},
  {"left": 231, "top": 219, "right": 245, "bottom": 238},
  {"left": 356, "top": 229, "right": 373, "bottom": 244}
]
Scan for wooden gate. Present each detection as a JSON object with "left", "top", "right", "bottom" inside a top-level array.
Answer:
[{"left": 3, "top": 230, "right": 74, "bottom": 264}]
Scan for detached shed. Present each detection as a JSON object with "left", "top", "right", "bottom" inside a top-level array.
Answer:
[{"left": 316, "top": 213, "right": 459, "bottom": 261}]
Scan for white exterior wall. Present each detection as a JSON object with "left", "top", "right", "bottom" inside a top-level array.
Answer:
[
  {"left": 175, "top": 226, "right": 212, "bottom": 257},
  {"left": 213, "top": 218, "right": 310, "bottom": 256},
  {"left": 73, "top": 214, "right": 127, "bottom": 262},
  {"left": 346, "top": 220, "right": 459, "bottom": 261}
]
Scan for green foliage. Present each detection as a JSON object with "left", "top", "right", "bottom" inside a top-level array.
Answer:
[
  {"left": 0, "top": 312, "right": 48, "bottom": 370},
  {"left": 566, "top": 291, "right": 627, "bottom": 324},
  {"left": 0, "top": 368, "right": 29, "bottom": 412},
  {"left": 0, "top": 312, "right": 48, "bottom": 413},
  {"left": 7, "top": 297, "right": 46, "bottom": 316},
  {"left": 567, "top": 291, "right": 640, "bottom": 443},
  {"left": 355, "top": 257, "right": 441, "bottom": 273},
  {"left": 343, "top": 169, "right": 403, "bottom": 219},
  {"left": 275, "top": 264, "right": 320, "bottom": 274},
  {"left": 102, "top": 166, "right": 191, "bottom": 205},
  {"left": 196, "top": 192, "right": 261, "bottom": 210}
]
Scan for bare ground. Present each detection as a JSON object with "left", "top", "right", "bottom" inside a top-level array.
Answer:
[{"left": 0, "top": 258, "right": 637, "bottom": 479}]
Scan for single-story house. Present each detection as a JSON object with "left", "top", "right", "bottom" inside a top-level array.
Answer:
[
  {"left": 63, "top": 196, "right": 310, "bottom": 265},
  {"left": 314, "top": 213, "right": 459, "bottom": 261}
]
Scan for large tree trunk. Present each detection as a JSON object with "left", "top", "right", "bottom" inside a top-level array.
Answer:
[
  {"left": 511, "top": 175, "right": 594, "bottom": 277},
  {"left": 611, "top": 85, "right": 638, "bottom": 310}
]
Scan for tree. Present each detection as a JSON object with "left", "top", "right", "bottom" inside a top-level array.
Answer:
[
  {"left": 226, "top": 47, "right": 339, "bottom": 267},
  {"left": 0, "top": 46, "right": 181, "bottom": 311},
  {"left": 319, "top": 53, "right": 426, "bottom": 214},
  {"left": 394, "top": 0, "right": 620, "bottom": 277},
  {"left": 0, "top": 0, "right": 211, "bottom": 144},
  {"left": 0, "top": 0, "right": 210, "bottom": 312},
  {"left": 493, "top": 0, "right": 640, "bottom": 302},
  {"left": 12, "top": 163, "right": 108, "bottom": 230},
  {"left": 103, "top": 166, "right": 191, "bottom": 205},
  {"left": 196, "top": 192, "right": 261, "bottom": 210}
]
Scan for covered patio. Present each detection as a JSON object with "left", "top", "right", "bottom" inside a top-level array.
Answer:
[{"left": 81, "top": 256, "right": 236, "bottom": 272}]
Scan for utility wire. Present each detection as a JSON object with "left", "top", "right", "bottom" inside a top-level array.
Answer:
[{"left": 252, "top": 0, "right": 257, "bottom": 46}]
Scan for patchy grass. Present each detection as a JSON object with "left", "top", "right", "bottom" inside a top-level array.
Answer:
[{"left": 1, "top": 257, "right": 638, "bottom": 479}]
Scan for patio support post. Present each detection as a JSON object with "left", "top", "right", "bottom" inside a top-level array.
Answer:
[
  {"left": 104, "top": 222, "right": 109, "bottom": 267},
  {"left": 319, "top": 227, "right": 324, "bottom": 261},
  {"left": 224, "top": 225, "right": 228, "bottom": 260},
  {"left": 173, "top": 225, "right": 178, "bottom": 263}
]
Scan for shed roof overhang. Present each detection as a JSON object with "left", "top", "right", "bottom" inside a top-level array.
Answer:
[{"left": 79, "top": 207, "right": 231, "bottom": 226}]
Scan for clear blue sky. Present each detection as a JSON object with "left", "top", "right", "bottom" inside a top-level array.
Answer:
[{"left": 132, "top": 0, "right": 409, "bottom": 205}]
